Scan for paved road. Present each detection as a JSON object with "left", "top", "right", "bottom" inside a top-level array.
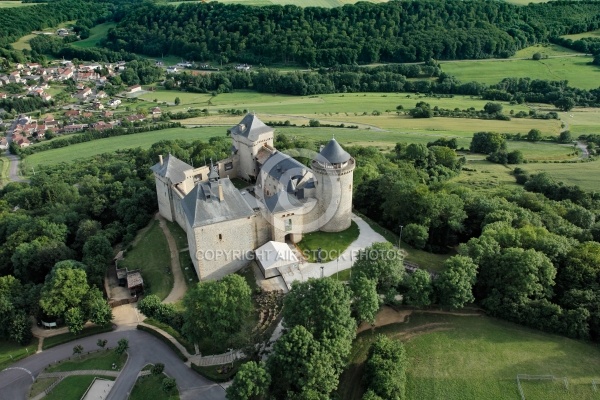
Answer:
[
  {"left": 158, "top": 215, "right": 188, "bottom": 304},
  {"left": 0, "top": 330, "right": 225, "bottom": 400},
  {"left": 5, "top": 153, "right": 28, "bottom": 183}
]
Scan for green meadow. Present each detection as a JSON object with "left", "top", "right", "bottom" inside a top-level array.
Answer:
[
  {"left": 561, "top": 29, "right": 600, "bottom": 41},
  {"left": 72, "top": 22, "right": 116, "bottom": 49},
  {"left": 441, "top": 56, "right": 600, "bottom": 90},
  {"left": 338, "top": 312, "right": 600, "bottom": 400},
  {"left": 0, "top": 0, "right": 37, "bottom": 7}
]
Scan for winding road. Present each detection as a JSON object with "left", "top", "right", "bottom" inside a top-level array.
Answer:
[
  {"left": 0, "top": 330, "right": 226, "bottom": 400},
  {"left": 5, "top": 153, "right": 28, "bottom": 183}
]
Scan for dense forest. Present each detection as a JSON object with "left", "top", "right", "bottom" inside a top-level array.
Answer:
[{"left": 102, "top": 0, "right": 600, "bottom": 66}]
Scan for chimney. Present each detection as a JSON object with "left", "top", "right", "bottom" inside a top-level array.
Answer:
[
  {"left": 218, "top": 181, "right": 224, "bottom": 202},
  {"left": 159, "top": 154, "right": 163, "bottom": 165}
]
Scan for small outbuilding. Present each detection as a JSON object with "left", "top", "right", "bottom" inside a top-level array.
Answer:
[{"left": 255, "top": 241, "right": 299, "bottom": 279}]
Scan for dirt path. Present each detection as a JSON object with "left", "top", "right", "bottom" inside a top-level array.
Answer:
[
  {"left": 157, "top": 215, "right": 187, "bottom": 304},
  {"left": 357, "top": 306, "right": 484, "bottom": 334}
]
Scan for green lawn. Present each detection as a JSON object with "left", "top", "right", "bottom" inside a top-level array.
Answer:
[
  {"left": 72, "top": 22, "right": 116, "bottom": 49},
  {"left": 45, "top": 376, "right": 115, "bottom": 400},
  {"left": 561, "top": 28, "right": 600, "bottom": 41},
  {"left": 122, "top": 219, "right": 172, "bottom": 300},
  {"left": 22, "top": 126, "right": 227, "bottom": 168},
  {"left": 42, "top": 324, "right": 114, "bottom": 350},
  {"left": 512, "top": 44, "right": 582, "bottom": 58},
  {"left": 297, "top": 220, "right": 360, "bottom": 262},
  {"left": 129, "top": 373, "right": 179, "bottom": 400},
  {"left": 46, "top": 350, "right": 126, "bottom": 372},
  {"left": 0, "top": 339, "right": 37, "bottom": 370},
  {"left": 338, "top": 312, "right": 600, "bottom": 400},
  {"left": 441, "top": 56, "right": 600, "bottom": 90},
  {"left": 165, "top": 221, "right": 199, "bottom": 285},
  {"left": 521, "top": 159, "right": 600, "bottom": 192},
  {"left": 29, "top": 377, "right": 58, "bottom": 398}
]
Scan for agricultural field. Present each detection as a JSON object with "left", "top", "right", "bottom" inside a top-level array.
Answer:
[
  {"left": 441, "top": 56, "right": 599, "bottom": 90},
  {"left": 512, "top": 43, "right": 581, "bottom": 58},
  {"left": 72, "top": 22, "right": 116, "bottom": 49},
  {"left": 166, "top": 0, "right": 389, "bottom": 7},
  {"left": 559, "top": 108, "right": 600, "bottom": 136},
  {"left": 11, "top": 20, "right": 74, "bottom": 51},
  {"left": 0, "top": 0, "right": 36, "bottom": 7},
  {"left": 338, "top": 312, "right": 600, "bottom": 400}
]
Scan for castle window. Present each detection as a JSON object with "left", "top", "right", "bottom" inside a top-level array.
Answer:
[{"left": 218, "top": 234, "right": 223, "bottom": 240}]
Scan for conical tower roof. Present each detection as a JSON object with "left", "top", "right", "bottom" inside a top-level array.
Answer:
[{"left": 319, "top": 138, "right": 351, "bottom": 164}]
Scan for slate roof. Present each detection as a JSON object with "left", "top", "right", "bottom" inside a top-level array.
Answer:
[
  {"left": 181, "top": 178, "right": 254, "bottom": 227},
  {"left": 229, "top": 113, "right": 272, "bottom": 141},
  {"left": 150, "top": 154, "right": 192, "bottom": 184},
  {"left": 263, "top": 151, "right": 307, "bottom": 182},
  {"left": 319, "top": 138, "right": 351, "bottom": 164},
  {"left": 265, "top": 191, "right": 304, "bottom": 213}
]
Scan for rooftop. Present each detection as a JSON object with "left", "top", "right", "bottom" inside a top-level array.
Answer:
[
  {"left": 319, "top": 138, "right": 351, "bottom": 164},
  {"left": 150, "top": 154, "right": 192, "bottom": 185},
  {"left": 229, "top": 113, "right": 272, "bottom": 141}
]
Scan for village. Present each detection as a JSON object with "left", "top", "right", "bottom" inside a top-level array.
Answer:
[{"left": 0, "top": 59, "right": 165, "bottom": 150}]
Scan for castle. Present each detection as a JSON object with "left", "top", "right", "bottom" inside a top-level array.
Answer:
[{"left": 151, "top": 114, "right": 355, "bottom": 281}]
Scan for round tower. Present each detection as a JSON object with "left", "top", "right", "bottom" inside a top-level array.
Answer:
[{"left": 311, "top": 138, "right": 355, "bottom": 232}]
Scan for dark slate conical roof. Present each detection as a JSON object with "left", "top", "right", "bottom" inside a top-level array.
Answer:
[{"left": 319, "top": 138, "right": 351, "bottom": 164}]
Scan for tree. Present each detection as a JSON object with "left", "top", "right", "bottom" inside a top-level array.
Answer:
[
  {"left": 73, "top": 344, "right": 84, "bottom": 359},
  {"left": 267, "top": 325, "right": 337, "bottom": 399},
  {"left": 532, "top": 52, "right": 542, "bottom": 60},
  {"left": 162, "top": 377, "right": 176, "bottom": 393},
  {"left": 282, "top": 278, "right": 356, "bottom": 371},
  {"left": 151, "top": 363, "right": 165, "bottom": 376},
  {"left": 350, "top": 276, "right": 380, "bottom": 325},
  {"left": 483, "top": 102, "right": 503, "bottom": 114},
  {"left": 40, "top": 262, "right": 89, "bottom": 318},
  {"left": 409, "top": 102, "right": 432, "bottom": 118},
  {"left": 65, "top": 307, "right": 85, "bottom": 334},
  {"left": 116, "top": 338, "right": 129, "bottom": 355},
  {"left": 403, "top": 269, "right": 432, "bottom": 307},
  {"left": 506, "top": 150, "right": 523, "bottom": 164},
  {"left": 226, "top": 361, "right": 271, "bottom": 400},
  {"left": 351, "top": 242, "right": 404, "bottom": 293},
  {"left": 527, "top": 129, "right": 543, "bottom": 142},
  {"left": 82, "top": 234, "right": 113, "bottom": 287},
  {"left": 97, "top": 339, "right": 108, "bottom": 349},
  {"left": 470, "top": 132, "right": 506, "bottom": 154},
  {"left": 554, "top": 96, "right": 575, "bottom": 111},
  {"left": 84, "top": 288, "right": 113, "bottom": 326},
  {"left": 434, "top": 256, "right": 478, "bottom": 308},
  {"left": 558, "top": 131, "right": 572, "bottom": 143},
  {"left": 363, "top": 335, "right": 408, "bottom": 400},
  {"left": 183, "top": 274, "right": 252, "bottom": 345},
  {"left": 402, "top": 224, "right": 428, "bottom": 249},
  {"left": 174, "top": 97, "right": 181, "bottom": 106}
]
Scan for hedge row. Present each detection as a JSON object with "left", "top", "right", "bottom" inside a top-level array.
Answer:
[{"left": 42, "top": 324, "right": 114, "bottom": 350}]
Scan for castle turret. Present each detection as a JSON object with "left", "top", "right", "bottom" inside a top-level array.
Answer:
[
  {"left": 229, "top": 113, "right": 274, "bottom": 182},
  {"left": 311, "top": 138, "right": 355, "bottom": 232}
]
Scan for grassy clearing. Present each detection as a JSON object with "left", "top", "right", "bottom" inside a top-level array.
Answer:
[
  {"left": 44, "top": 376, "right": 115, "bottom": 400},
  {"left": 11, "top": 20, "right": 74, "bottom": 51},
  {"left": 72, "top": 22, "right": 116, "bottom": 49},
  {"left": 122, "top": 219, "right": 172, "bottom": 300},
  {"left": 129, "top": 373, "right": 179, "bottom": 400},
  {"left": 0, "top": 1, "right": 37, "bottom": 7},
  {"left": 561, "top": 28, "right": 600, "bottom": 41},
  {"left": 46, "top": 350, "right": 126, "bottom": 372},
  {"left": 42, "top": 324, "right": 114, "bottom": 350},
  {"left": 441, "top": 56, "right": 599, "bottom": 90},
  {"left": 165, "top": 221, "right": 199, "bottom": 285},
  {"left": 0, "top": 339, "right": 37, "bottom": 370},
  {"left": 23, "top": 126, "right": 226, "bottom": 168},
  {"left": 167, "top": 0, "right": 389, "bottom": 7},
  {"left": 513, "top": 44, "right": 582, "bottom": 58},
  {"left": 29, "top": 377, "right": 58, "bottom": 398},
  {"left": 338, "top": 312, "right": 600, "bottom": 400},
  {"left": 297, "top": 220, "right": 360, "bottom": 262},
  {"left": 0, "top": 157, "right": 10, "bottom": 187},
  {"left": 521, "top": 160, "right": 600, "bottom": 192}
]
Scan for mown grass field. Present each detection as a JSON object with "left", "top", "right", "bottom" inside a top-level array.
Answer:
[
  {"left": 121, "top": 219, "right": 172, "bottom": 300},
  {"left": 441, "top": 56, "right": 599, "bottom": 90},
  {"left": 44, "top": 376, "right": 115, "bottom": 400},
  {"left": 512, "top": 43, "right": 581, "bottom": 58},
  {"left": 167, "top": 0, "right": 389, "bottom": 7},
  {"left": 338, "top": 312, "right": 600, "bottom": 400},
  {"left": 22, "top": 126, "right": 226, "bottom": 168},
  {"left": 72, "top": 22, "right": 116, "bottom": 49},
  {"left": 0, "top": 0, "right": 36, "bottom": 7},
  {"left": 561, "top": 28, "right": 600, "bottom": 41}
]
